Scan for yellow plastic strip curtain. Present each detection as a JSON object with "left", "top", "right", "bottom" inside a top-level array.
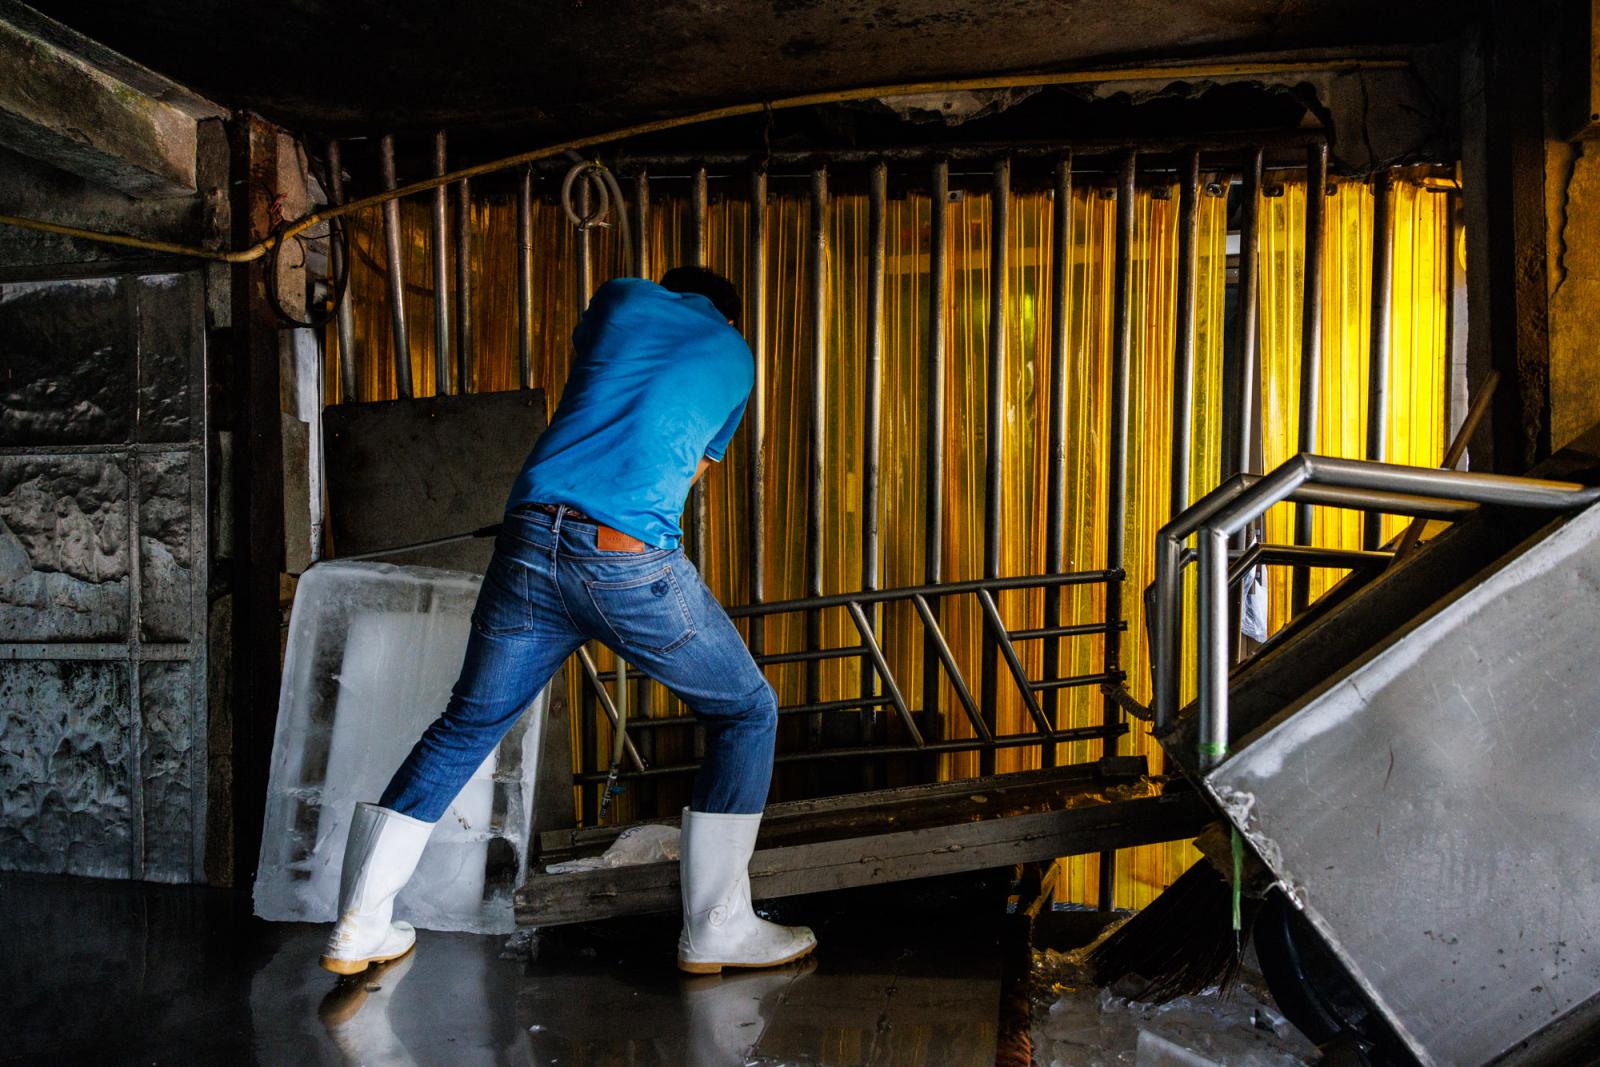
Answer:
[
  {"left": 328, "top": 171, "right": 1449, "bottom": 906},
  {"left": 1048, "top": 185, "right": 1230, "bottom": 908},
  {"left": 328, "top": 198, "right": 622, "bottom": 405},
  {"left": 1257, "top": 180, "right": 1449, "bottom": 633}
]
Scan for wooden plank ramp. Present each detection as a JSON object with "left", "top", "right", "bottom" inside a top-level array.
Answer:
[{"left": 516, "top": 756, "right": 1213, "bottom": 927}]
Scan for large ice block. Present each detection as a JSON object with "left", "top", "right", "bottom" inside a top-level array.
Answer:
[{"left": 253, "top": 560, "right": 547, "bottom": 934}]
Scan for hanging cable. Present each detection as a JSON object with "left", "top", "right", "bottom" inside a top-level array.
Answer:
[{"left": 265, "top": 215, "right": 351, "bottom": 329}]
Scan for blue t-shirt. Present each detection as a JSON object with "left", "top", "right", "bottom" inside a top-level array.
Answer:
[{"left": 507, "top": 278, "right": 753, "bottom": 548}]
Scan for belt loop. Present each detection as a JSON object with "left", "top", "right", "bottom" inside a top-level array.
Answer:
[{"left": 551, "top": 505, "right": 566, "bottom": 570}]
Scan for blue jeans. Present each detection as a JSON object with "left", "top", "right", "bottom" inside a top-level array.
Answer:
[{"left": 379, "top": 507, "right": 778, "bottom": 823}]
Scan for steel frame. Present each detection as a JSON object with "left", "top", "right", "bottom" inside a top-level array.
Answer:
[
  {"left": 572, "top": 569, "right": 1128, "bottom": 804},
  {"left": 1152, "top": 453, "right": 1600, "bottom": 768}
]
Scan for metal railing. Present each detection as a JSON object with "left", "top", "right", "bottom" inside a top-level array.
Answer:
[
  {"left": 1151, "top": 454, "right": 1600, "bottom": 770},
  {"left": 573, "top": 569, "right": 1128, "bottom": 814}
]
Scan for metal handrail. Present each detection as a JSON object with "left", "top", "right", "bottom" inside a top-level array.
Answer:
[
  {"left": 1151, "top": 454, "right": 1600, "bottom": 769},
  {"left": 1154, "top": 465, "right": 1531, "bottom": 730},
  {"left": 576, "top": 568, "right": 1127, "bottom": 805},
  {"left": 1224, "top": 543, "right": 1393, "bottom": 587}
]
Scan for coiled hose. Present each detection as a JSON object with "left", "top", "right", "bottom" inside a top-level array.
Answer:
[{"left": 560, "top": 156, "right": 633, "bottom": 277}]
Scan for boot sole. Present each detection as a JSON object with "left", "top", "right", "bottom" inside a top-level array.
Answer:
[
  {"left": 320, "top": 941, "right": 416, "bottom": 976},
  {"left": 677, "top": 941, "right": 816, "bottom": 975}
]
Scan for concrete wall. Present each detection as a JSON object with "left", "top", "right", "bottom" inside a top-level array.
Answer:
[
  {"left": 0, "top": 12, "right": 235, "bottom": 883},
  {"left": 1545, "top": 2, "right": 1600, "bottom": 453}
]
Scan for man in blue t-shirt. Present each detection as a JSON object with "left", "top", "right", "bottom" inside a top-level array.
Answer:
[{"left": 319, "top": 268, "right": 815, "bottom": 978}]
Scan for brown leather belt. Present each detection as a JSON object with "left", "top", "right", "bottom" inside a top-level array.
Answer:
[{"left": 520, "top": 502, "right": 649, "bottom": 554}]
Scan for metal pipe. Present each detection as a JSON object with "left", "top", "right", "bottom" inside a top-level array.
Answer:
[
  {"left": 1291, "top": 482, "right": 1477, "bottom": 519},
  {"left": 756, "top": 645, "right": 862, "bottom": 667},
  {"left": 806, "top": 166, "right": 828, "bottom": 727},
  {"left": 580, "top": 679, "right": 598, "bottom": 824},
  {"left": 911, "top": 593, "right": 992, "bottom": 743},
  {"left": 1154, "top": 477, "right": 1477, "bottom": 723},
  {"left": 574, "top": 722, "right": 1128, "bottom": 782},
  {"left": 432, "top": 132, "right": 452, "bottom": 395},
  {"left": 1221, "top": 148, "right": 1262, "bottom": 480},
  {"left": 325, "top": 139, "right": 359, "bottom": 404},
  {"left": 725, "top": 567, "right": 1121, "bottom": 616},
  {"left": 1171, "top": 148, "right": 1201, "bottom": 518},
  {"left": 1444, "top": 192, "right": 1468, "bottom": 448},
  {"left": 378, "top": 134, "right": 413, "bottom": 399},
  {"left": 1225, "top": 541, "right": 1264, "bottom": 587},
  {"left": 1041, "top": 153, "right": 1073, "bottom": 769},
  {"left": 1393, "top": 371, "right": 1500, "bottom": 560},
  {"left": 984, "top": 158, "right": 1010, "bottom": 581},
  {"left": 1300, "top": 456, "right": 1600, "bottom": 512},
  {"left": 922, "top": 159, "right": 950, "bottom": 734},
  {"left": 1226, "top": 543, "right": 1393, "bottom": 586},
  {"left": 576, "top": 177, "right": 593, "bottom": 310},
  {"left": 575, "top": 647, "right": 646, "bottom": 772},
  {"left": 977, "top": 589, "right": 1054, "bottom": 736},
  {"left": 1011, "top": 620, "right": 1122, "bottom": 641},
  {"left": 1100, "top": 148, "right": 1137, "bottom": 909},
  {"left": 528, "top": 130, "right": 1329, "bottom": 175},
  {"left": 1197, "top": 527, "right": 1231, "bottom": 769},
  {"left": 1182, "top": 454, "right": 1600, "bottom": 766},
  {"left": 1364, "top": 170, "right": 1396, "bottom": 550},
  {"left": 747, "top": 166, "right": 768, "bottom": 657},
  {"left": 862, "top": 161, "right": 887, "bottom": 722},
  {"left": 1030, "top": 671, "right": 1125, "bottom": 692},
  {"left": 517, "top": 167, "right": 534, "bottom": 390},
  {"left": 692, "top": 166, "right": 708, "bottom": 267},
  {"left": 634, "top": 696, "right": 892, "bottom": 726},
  {"left": 1153, "top": 465, "right": 1253, "bottom": 731},
  {"left": 780, "top": 696, "right": 894, "bottom": 715},
  {"left": 688, "top": 165, "right": 710, "bottom": 565},
  {"left": 634, "top": 170, "right": 651, "bottom": 277},
  {"left": 455, "top": 177, "right": 474, "bottom": 393},
  {"left": 1195, "top": 459, "right": 1315, "bottom": 767},
  {"left": 848, "top": 601, "right": 922, "bottom": 745},
  {"left": 1291, "top": 142, "right": 1329, "bottom": 612},
  {"left": 980, "top": 157, "right": 1011, "bottom": 773}
]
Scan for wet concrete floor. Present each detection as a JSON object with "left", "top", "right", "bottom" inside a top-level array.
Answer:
[{"left": 1, "top": 870, "right": 1004, "bottom": 1066}]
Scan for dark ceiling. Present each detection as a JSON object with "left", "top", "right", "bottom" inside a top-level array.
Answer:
[{"left": 33, "top": 0, "right": 1472, "bottom": 146}]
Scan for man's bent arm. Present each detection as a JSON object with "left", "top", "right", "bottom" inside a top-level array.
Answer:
[{"left": 692, "top": 457, "right": 714, "bottom": 485}]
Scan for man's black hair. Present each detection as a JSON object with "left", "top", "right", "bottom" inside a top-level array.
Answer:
[{"left": 660, "top": 266, "right": 741, "bottom": 324}]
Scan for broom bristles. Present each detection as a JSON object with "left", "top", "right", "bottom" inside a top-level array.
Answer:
[{"left": 1086, "top": 859, "right": 1253, "bottom": 1003}]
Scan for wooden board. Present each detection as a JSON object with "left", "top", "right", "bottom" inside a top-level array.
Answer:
[
  {"left": 536, "top": 755, "right": 1150, "bottom": 864},
  {"left": 516, "top": 786, "right": 1211, "bottom": 927}
]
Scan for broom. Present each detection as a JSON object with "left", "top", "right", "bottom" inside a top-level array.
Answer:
[{"left": 1086, "top": 824, "right": 1261, "bottom": 1003}]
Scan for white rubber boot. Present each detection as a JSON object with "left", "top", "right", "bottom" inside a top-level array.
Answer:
[
  {"left": 676, "top": 809, "right": 817, "bottom": 974},
  {"left": 320, "top": 802, "right": 434, "bottom": 975}
]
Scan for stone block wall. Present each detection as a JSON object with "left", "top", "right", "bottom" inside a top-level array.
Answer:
[{"left": 0, "top": 271, "right": 208, "bottom": 882}]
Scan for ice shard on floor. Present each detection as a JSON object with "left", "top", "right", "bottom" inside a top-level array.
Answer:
[{"left": 253, "top": 560, "right": 546, "bottom": 934}]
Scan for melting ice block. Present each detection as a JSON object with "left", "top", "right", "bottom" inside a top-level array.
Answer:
[{"left": 253, "top": 560, "right": 546, "bottom": 934}]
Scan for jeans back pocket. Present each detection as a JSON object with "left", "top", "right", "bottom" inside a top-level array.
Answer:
[
  {"left": 471, "top": 553, "right": 534, "bottom": 635},
  {"left": 584, "top": 563, "right": 696, "bottom": 654}
]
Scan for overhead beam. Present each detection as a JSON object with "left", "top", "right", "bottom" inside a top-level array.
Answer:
[{"left": 0, "top": 7, "right": 206, "bottom": 197}]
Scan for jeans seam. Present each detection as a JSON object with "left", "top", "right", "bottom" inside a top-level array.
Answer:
[
  {"left": 559, "top": 549, "right": 673, "bottom": 563},
  {"left": 584, "top": 563, "right": 675, "bottom": 592},
  {"left": 546, "top": 507, "right": 583, "bottom": 632},
  {"left": 551, "top": 558, "right": 582, "bottom": 632}
]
